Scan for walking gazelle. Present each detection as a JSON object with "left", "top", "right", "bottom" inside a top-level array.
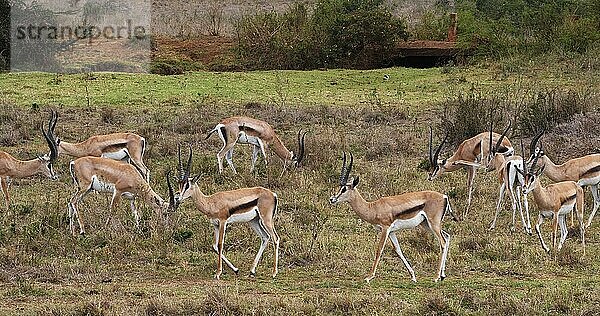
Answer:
[
  {"left": 428, "top": 123, "right": 513, "bottom": 218},
  {"left": 527, "top": 131, "right": 600, "bottom": 228},
  {"left": 329, "top": 152, "right": 458, "bottom": 283},
  {"left": 523, "top": 152, "right": 585, "bottom": 255},
  {"left": 169, "top": 145, "right": 280, "bottom": 279}
]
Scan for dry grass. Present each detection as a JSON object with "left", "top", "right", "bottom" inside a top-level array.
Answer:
[{"left": 0, "top": 68, "right": 599, "bottom": 314}]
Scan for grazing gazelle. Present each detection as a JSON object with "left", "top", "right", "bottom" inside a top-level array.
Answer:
[
  {"left": 330, "top": 152, "right": 457, "bottom": 283},
  {"left": 170, "top": 145, "right": 280, "bottom": 279},
  {"left": 0, "top": 111, "right": 59, "bottom": 210},
  {"left": 67, "top": 156, "right": 171, "bottom": 235},
  {"left": 428, "top": 123, "right": 513, "bottom": 217},
  {"left": 528, "top": 131, "right": 600, "bottom": 228},
  {"left": 486, "top": 129, "right": 531, "bottom": 234},
  {"left": 48, "top": 111, "right": 150, "bottom": 181},
  {"left": 523, "top": 153, "right": 585, "bottom": 254},
  {"left": 206, "top": 116, "right": 306, "bottom": 174}
]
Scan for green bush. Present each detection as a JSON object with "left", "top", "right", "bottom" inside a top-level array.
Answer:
[
  {"left": 456, "top": 0, "right": 600, "bottom": 58},
  {"left": 235, "top": 0, "right": 407, "bottom": 70}
]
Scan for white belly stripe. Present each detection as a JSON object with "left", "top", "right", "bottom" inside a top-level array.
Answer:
[
  {"left": 101, "top": 148, "right": 129, "bottom": 161},
  {"left": 237, "top": 132, "right": 261, "bottom": 146},
  {"left": 389, "top": 211, "right": 427, "bottom": 232},
  {"left": 227, "top": 207, "right": 259, "bottom": 224},
  {"left": 90, "top": 175, "right": 115, "bottom": 193}
]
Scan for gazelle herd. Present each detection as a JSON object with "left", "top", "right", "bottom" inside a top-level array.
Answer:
[{"left": 1, "top": 109, "right": 599, "bottom": 283}]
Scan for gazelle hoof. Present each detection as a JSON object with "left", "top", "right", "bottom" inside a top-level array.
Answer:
[{"left": 249, "top": 271, "right": 256, "bottom": 278}]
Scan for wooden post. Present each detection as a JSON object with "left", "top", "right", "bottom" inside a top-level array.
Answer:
[{"left": 447, "top": 12, "right": 457, "bottom": 42}]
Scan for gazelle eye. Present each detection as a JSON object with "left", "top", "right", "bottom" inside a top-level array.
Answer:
[{"left": 341, "top": 187, "right": 347, "bottom": 193}]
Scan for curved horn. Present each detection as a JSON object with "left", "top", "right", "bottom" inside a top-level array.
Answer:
[
  {"left": 339, "top": 152, "right": 348, "bottom": 185},
  {"left": 529, "top": 130, "right": 544, "bottom": 157},
  {"left": 345, "top": 152, "right": 354, "bottom": 183},
  {"left": 41, "top": 127, "right": 58, "bottom": 161},
  {"left": 520, "top": 139, "right": 525, "bottom": 159},
  {"left": 429, "top": 127, "right": 434, "bottom": 165},
  {"left": 295, "top": 130, "right": 307, "bottom": 165},
  {"left": 49, "top": 109, "right": 58, "bottom": 136},
  {"left": 488, "top": 120, "right": 494, "bottom": 154},
  {"left": 177, "top": 144, "right": 185, "bottom": 182},
  {"left": 494, "top": 120, "right": 512, "bottom": 152},
  {"left": 42, "top": 111, "right": 58, "bottom": 161},
  {"left": 433, "top": 131, "right": 448, "bottom": 165},
  {"left": 166, "top": 170, "right": 177, "bottom": 211},
  {"left": 185, "top": 143, "right": 193, "bottom": 180}
]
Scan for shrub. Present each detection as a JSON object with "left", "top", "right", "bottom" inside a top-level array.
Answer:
[{"left": 235, "top": 0, "right": 407, "bottom": 70}]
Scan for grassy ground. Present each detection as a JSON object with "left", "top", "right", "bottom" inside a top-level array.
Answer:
[{"left": 0, "top": 63, "right": 599, "bottom": 315}]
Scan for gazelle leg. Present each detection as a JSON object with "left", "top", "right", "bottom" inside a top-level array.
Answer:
[
  {"left": 126, "top": 196, "right": 140, "bottom": 230},
  {"left": 388, "top": 232, "right": 416, "bottom": 282},
  {"left": 576, "top": 188, "right": 586, "bottom": 256},
  {"left": 557, "top": 215, "right": 568, "bottom": 251},
  {"left": 490, "top": 183, "right": 505, "bottom": 230},
  {"left": 0, "top": 176, "right": 9, "bottom": 211},
  {"left": 586, "top": 185, "right": 600, "bottom": 228},
  {"left": 225, "top": 148, "right": 237, "bottom": 174},
  {"left": 215, "top": 221, "right": 226, "bottom": 280},
  {"left": 211, "top": 223, "right": 238, "bottom": 274},
  {"left": 439, "top": 230, "right": 451, "bottom": 281},
  {"left": 250, "top": 145, "right": 261, "bottom": 173},
  {"left": 217, "top": 139, "right": 236, "bottom": 174},
  {"left": 365, "top": 226, "right": 390, "bottom": 283},
  {"left": 260, "top": 216, "right": 280, "bottom": 278},
  {"left": 552, "top": 212, "right": 559, "bottom": 251},
  {"left": 522, "top": 188, "right": 532, "bottom": 234},
  {"left": 248, "top": 217, "right": 270, "bottom": 276},
  {"left": 68, "top": 188, "right": 91, "bottom": 236},
  {"left": 425, "top": 219, "right": 450, "bottom": 282},
  {"left": 535, "top": 214, "right": 550, "bottom": 253},
  {"left": 257, "top": 138, "right": 268, "bottom": 166},
  {"left": 464, "top": 166, "right": 476, "bottom": 218}
]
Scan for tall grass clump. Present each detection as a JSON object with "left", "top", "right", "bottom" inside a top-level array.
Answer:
[{"left": 438, "top": 87, "right": 598, "bottom": 144}]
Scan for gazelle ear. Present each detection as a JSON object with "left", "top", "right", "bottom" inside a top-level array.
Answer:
[{"left": 352, "top": 176, "right": 360, "bottom": 188}]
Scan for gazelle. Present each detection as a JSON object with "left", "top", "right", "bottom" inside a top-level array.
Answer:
[
  {"left": 0, "top": 111, "right": 59, "bottom": 209},
  {"left": 48, "top": 111, "right": 150, "bottom": 181},
  {"left": 428, "top": 123, "right": 513, "bottom": 217},
  {"left": 523, "top": 153, "right": 585, "bottom": 254},
  {"left": 170, "top": 145, "right": 280, "bottom": 279},
  {"left": 486, "top": 130, "right": 531, "bottom": 234},
  {"left": 330, "top": 152, "right": 458, "bottom": 283},
  {"left": 67, "top": 156, "right": 172, "bottom": 235},
  {"left": 206, "top": 116, "right": 306, "bottom": 174},
  {"left": 528, "top": 132, "right": 600, "bottom": 228}
]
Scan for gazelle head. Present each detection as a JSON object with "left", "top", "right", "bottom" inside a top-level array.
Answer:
[
  {"left": 523, "top": 151, "right": 545, "bottom": 194},
  {"left": 291, "top": 130, "right": 308, "bottom": 167},
  {"left": 40, "top": 110, "right": 59, "bottom": 180},
  {"left": 329, "top": 152, "right": 360, "bottom": 204},
  {"left": 485, "top": 120, "right": 512, "bottom": 172},
  {"left": 427, "top": 127, "right": 449, "bottom": 181}
]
